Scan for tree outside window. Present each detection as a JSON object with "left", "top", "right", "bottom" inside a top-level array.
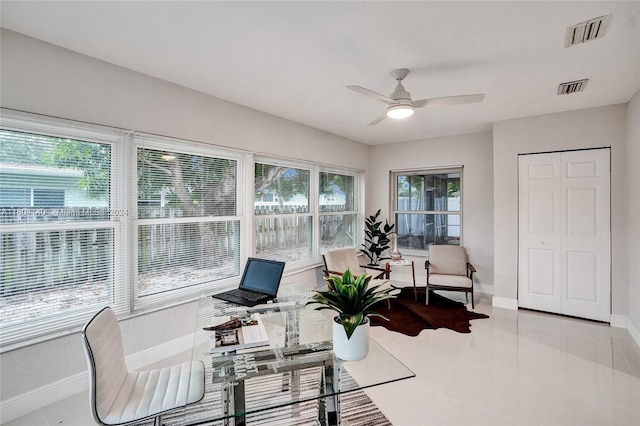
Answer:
[
  {"left": 254, "top": 162, "right": 311, "bottom": 263},
  {"left": 319, "top": 171, "right": 357, "bottom": 251}
]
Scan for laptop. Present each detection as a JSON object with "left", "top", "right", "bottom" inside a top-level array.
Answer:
[{"left": 212, "top": 257, "right": 286, "bottom": 307}]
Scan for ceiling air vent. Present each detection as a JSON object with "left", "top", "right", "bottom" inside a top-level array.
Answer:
[
  {"left": 565, "top": 15, "right": 609, "bottom": 47},
  {"left": 557, "top": 79, "right": 588, "bottom": 95}
]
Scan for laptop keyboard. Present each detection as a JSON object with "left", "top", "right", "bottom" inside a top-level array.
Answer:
[{"left": 228, "top": 288, "right": 266, "bottom": 302}]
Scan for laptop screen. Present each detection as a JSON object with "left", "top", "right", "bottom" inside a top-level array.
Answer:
[{"left": 239, "top": 257, "right": 286, "bottom": 295}]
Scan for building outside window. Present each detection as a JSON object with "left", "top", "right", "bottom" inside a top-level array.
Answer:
[{"left": 391, "top": 167, "right": 463, "bottom": 252}]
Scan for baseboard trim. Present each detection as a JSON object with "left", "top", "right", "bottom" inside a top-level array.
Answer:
[
  {"left": 0, "top": 334, "right": 193, "bottom": 423},
  {"left": 0, "top": 371, "right": 88, "bottom": 424},
  {"left": 492, "top": 296, "right": 518, "bottom": 310},
  {"left": 610, "top": 314, "right": 627, "bottom": 328},
  {"left": 611, "top": 314, "right": 640, "bottom": 348},
  {"left": 628, "top": 319, "right": 640, "bottom": 348}
]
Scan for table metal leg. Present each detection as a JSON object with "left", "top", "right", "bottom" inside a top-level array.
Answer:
[
  {"left": 318, "top": 361, "right": 341, "bottom": 425},
  {"left": 221, "top": 382, "right": 232, "bottom": 426},
  {"left": 232, "top": 381, "right": 246, "bottom": 426},
  {"left": 221, "top": 379, "right": 246, "bottom": 426}
]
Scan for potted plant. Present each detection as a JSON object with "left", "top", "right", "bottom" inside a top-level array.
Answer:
[
  {"left": 361, "top": 209, "right": 395, "bottom": 266},
  {"left": 307, "top": 269, "right": 395, "bottom": 360}
]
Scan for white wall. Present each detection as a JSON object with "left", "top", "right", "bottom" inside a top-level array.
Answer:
[
  {"left": 369, "top": 131, "right": 494, "bottom": 293},
  {"left": 0, "top": 29, "right": 368, "bottom": 406},
  {"left": 493, "top": 104, "right": 629, "bottom": 316},
  {"left": 626, "top": 90, "right": 640, "bottom": 335}
]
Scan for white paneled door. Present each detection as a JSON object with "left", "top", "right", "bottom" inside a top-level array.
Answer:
[{"left": 518, "top": 149, "right": 610, "bottom": 322}]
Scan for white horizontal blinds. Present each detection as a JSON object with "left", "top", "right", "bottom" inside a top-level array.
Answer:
[
  {"left": 393, "top": 168, "right": 462, "bottom": 249},
  {"left": 135, "top": 142, "right": 241, "bottom": 302},
  {"left": 319, "top": 170, "right": 357, "bottom": 252},
  {"left": 254, "top": 161, "right": 312, "bottom": 263},
  {"left": 0, "top": 127, "right": 120, "bottom": 346}
]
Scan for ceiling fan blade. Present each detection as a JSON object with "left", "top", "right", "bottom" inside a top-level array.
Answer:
[
  {"left": 367, "top": 114, "right": 387, "bottom": 126},
  {"left": 413, "top": 94, "right": 485, "bottom": 108},
  {"left": 347, "top": 85, "right": 395, "bottom": 104}
]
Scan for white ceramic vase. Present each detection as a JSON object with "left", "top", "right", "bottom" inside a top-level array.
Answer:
[{"left": 332, "top": 316, "right": 370, "bottom": 361}]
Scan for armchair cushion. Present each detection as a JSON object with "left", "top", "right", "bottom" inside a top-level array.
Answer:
[
  {"left": 428, "top": 273, "right": 473, "bottom": 289},
  {"left": 368, "top": 278, "right": 392, "bottom": 292}
]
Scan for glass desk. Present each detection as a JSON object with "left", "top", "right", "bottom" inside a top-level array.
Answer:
[{"left": 184, "top": 283, "right": 415, "bottom": 426}]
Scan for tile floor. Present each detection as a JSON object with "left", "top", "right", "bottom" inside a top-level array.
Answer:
[{"left": 5, "top": 293, "right": 640, "bottom": 426}]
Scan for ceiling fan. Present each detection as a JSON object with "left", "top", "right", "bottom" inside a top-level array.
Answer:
[{"left": 347, "top": 68, "right": 485, "bottom": 126}]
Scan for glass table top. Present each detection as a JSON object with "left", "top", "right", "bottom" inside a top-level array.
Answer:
[{"left": 183, "top": 282, "right": 415, "bottom": 425}]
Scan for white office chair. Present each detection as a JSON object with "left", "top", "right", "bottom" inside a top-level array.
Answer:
[{"left": 81, "top": 307, "right": 205, "bottom": 426}]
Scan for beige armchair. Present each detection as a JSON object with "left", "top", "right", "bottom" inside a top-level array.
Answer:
[
  {"left": 322, "top": 247, "right": 390, "bottom": 280},
  {"left": 425, "top": 245, "right": 476, "bottom": 308},
  {"left": 322, "top": 248, "right": 393, "bottom": 307}
]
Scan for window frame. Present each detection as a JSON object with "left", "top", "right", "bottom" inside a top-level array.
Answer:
[
  {"left": 0, "top": 110, "right": 127, "bottom": 348},
  {"left": 318, "top": 166, "right": 361, "bottom": 253},
  {"left": 253, "top": 155, "right": 316, "bottom": 269},
  {"left": 253, "top": 156, "right": 364, "bottom": 268},
  {"left": 390, "top": 166, "right": 464, "bottom": 254},
  {"left": 131, "top": 134, "right": 247, "bottom": 310}
]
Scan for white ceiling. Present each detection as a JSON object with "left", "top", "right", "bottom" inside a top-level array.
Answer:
[{"left": 1, "top": 1, "right": 639, "bottom": 145}]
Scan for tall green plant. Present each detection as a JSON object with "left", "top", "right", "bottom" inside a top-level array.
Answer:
[
  {"left": 306, "top": 269, "right": 395, "bottom": 339},
  {"left": 361, "top": 209, "right": 394, "bottom": 265}
]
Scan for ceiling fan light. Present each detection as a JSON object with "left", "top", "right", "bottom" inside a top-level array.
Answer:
[{"left": 386, "top": 105, "right": 414, "bottom": 119}]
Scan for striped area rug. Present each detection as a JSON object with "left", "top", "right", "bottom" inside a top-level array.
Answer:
[{"left": 140, "top": 366, "right": 391, "bottom": 426}]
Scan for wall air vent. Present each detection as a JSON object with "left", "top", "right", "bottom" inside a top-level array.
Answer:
[
  {"left": 565, "top": 15, "right": 609, "bottom": 47},
  {"left": 557, "top": 79, "right": 589, "bottom": 95}
]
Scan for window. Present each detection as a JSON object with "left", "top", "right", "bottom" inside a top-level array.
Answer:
[
  {"left": 134, "top": 137, "right": 243, "bottom": 307},
  {"left": 0, "top": 109, "right": 365, "bottom": 348},
  {"left": 391, "top": 167, "right": 462, "bottom": 252},
  {"left": 0, "top": 118, "right": 123, "bottom": 346},
  {"left": 254, "top": 160, "right": 312, "bottom": 264},
  {"left": 254, "top": 158, "right": 362, "bottom": 266},
  {"left": 319, "top": 170, "right": 358, "bottom": 252}
]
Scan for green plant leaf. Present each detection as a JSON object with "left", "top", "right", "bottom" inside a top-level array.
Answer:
[{"left": 339, "top": 312, "right": 364, "bottom": 339}]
